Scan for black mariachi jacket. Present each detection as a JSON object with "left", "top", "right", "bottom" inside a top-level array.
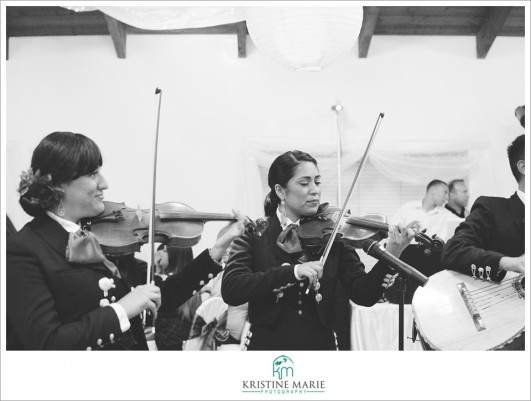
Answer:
[
  {"left": 221, "top": 213, "right": 392, "bottom": 328},
  {"left": 442, "top": 193, "right": 525, "bottom": 282},
  {"left": 6, "top": 214, "right": 222, "bottom": 350}
]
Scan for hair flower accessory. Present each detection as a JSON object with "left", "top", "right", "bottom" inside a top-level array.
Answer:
[{"left": 18, "top": 168, "right": 55, "bottom": 196}]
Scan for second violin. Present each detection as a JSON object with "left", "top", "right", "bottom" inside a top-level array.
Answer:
[
  {"left": 84, "top": 200, "right": 259, "bottom": 256},
  {"left": 296, "top": 203, "right": 445, "bottom": 257}
]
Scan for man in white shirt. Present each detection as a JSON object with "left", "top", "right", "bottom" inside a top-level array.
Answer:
[{"left": 393, "top": 179, "right": 453, "bottom": 241}]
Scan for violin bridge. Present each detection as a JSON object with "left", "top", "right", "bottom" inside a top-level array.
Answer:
[{"left": 136, "top": 205, "right": 143, "bottom": 223}]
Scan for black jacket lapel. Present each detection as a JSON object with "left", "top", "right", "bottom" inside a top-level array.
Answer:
[
  {"left": 508, "top": 192, "right": 525, "bottom": 231},
  {"left": 30, "top": 215, "right": 110, "bottom": 275}
]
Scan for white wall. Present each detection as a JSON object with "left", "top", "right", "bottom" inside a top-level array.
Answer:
[{"left": 4, "top": 33, "right": 526, "bottom": 255}]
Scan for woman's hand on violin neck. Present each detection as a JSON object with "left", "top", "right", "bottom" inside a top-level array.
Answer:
[
  {"left": 117, "top": 283, "right": 161, "bottom": 320},
  {"left": 295, "top": 261, "right": 323, "bottom": 288},
  {"left": 212, "top": 209, "right": 249, "bottom": 260},
  {"left": 385, "top": 223, "right": 415, "bottom": 257}
]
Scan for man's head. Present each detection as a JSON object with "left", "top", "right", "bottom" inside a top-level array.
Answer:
[
  {"left": 448, "top": 179, "right": 469, "bottom": 209},
  {"left": 426, "top": 179, "right": 449, "bottom": 206},
  {"left": 507, "top": 134, "right": 525, "bottom": 185}
]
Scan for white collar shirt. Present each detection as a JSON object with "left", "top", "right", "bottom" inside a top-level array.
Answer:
[
  {"left": 392, "top": 200, "right": 454, "bottom": 241},
  {"left": 46, "top": 211, "right": 80, "bottom": 233},
  {"left": 276, "top": 207, "right": 300, "bottom": 230}
]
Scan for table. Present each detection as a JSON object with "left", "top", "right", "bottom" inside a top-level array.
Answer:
[{"left": 350, "top": 301, "right": 423, "bottom": 351}]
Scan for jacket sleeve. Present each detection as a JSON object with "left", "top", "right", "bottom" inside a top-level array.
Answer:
[
  {"left": 6, "top": 238, "right": 122, "bottom": 350},
  {"left": 337, "top": 241, "right": 393, "bottom": 306},
  {"left": 441, "top": 197, "right": 505, "bottom": 281},
  {"left": 221, "top": 232, "right": 298, "bottom": 306},
  {"left": 158, "top": 249, "right": 223, "bottom": 314}
]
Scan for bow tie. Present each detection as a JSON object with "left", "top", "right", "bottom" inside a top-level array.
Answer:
[
  {"left": 276, "top": 223, "right": 302, "bottom": 254},
  {"left": 66, "top": 229, "right": 121, "bottom": 278}
]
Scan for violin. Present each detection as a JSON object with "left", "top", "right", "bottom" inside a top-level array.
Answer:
[
  {"left": 297, "top": 203, "right": 444, "bottom": 257},
  {"left": 84, "top": 200, "right": 253, "bottom": 256},
  {"left": 342, "top": 214, "right": 445, "bottom": 255}
]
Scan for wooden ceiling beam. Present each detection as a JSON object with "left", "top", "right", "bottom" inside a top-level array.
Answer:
[
  {"left": 236, "top": 21, "right": 247, "bottom": 58},
  {"left": 476, "top": 6, "right": 512, "bottom": 59},
  {"left": 358, "top": 6, "right": 380, "bottom": 58},
  {"left": 104, "top": 15, "right": 127, "bottom": 59}
]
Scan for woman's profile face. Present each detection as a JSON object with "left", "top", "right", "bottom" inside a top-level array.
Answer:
[
  {"left": 155, "top": 248, "right": 169, "bottom": 274},
  {"left": 277, "top": 161, "right": 321, "bottom": 221},
  {"left": 60, "top": 168, "right": 108, "bottom": 222}
]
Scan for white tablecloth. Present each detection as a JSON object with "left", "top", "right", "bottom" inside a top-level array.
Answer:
[{"left": 350, "top": 301, "right": 423, "bottom": 351}]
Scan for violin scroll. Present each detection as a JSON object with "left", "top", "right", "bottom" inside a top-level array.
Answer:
[{"left": 412, "top": 231, "right": 445, "bottom": 255}]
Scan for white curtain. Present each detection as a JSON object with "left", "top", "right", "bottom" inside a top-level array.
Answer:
[
  {"left": 242, "top": 136, "right": 489, "bottom": 219},
  {"left": 370, "top": 138, "right": 488, "bottom": 184}
]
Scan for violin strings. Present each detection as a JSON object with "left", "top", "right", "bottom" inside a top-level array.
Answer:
[
  {"left": 470, "top": 283, "right": 515, "bottom": 302},
  {"left": 471, "top": 283, "right": 516, "bottom": 305},
  {"left": 468, "top": 279, "right": 518, "bottom": 298},
  {"left": 478, "top": 292, "right": 522, "bottom": 311},
  {"left": 473, "top": 284, "right": 519, "bottom": 304}
]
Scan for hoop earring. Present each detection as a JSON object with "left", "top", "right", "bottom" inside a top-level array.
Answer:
[{"left": 57, "top": 199, "right": 65, "bottom": 217}]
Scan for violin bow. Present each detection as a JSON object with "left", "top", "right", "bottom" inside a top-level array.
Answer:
[
  {"left": 319, "top": 112, "right": 385, "bottom": 267},
  {"left": 332, "top": 103, "right": 344, "bottom": 205},
  {"left": 146, "top": 87, "right": 163, "bottom": 286}
]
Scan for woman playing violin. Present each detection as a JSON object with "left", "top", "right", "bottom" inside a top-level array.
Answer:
[
  {"left": 221, "top": 150, "right": 414, "bottom": 350},
  {"left": 6, "top": 132, "right": 242, "bottom": 350}
]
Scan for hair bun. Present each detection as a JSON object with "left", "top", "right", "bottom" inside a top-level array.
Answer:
[{"left": 18, "top": 168, "right": 59, "bottom": 217}]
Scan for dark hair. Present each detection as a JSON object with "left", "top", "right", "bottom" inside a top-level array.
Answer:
[
  {"left": 263, "top": 150, "right": 317, "bottom": 217},
  {"left": 507, "top": 134, "right": 525, "bottom": 182},
  {"left": 426, "top": 179, "right": 447, "bottom": 192},
  {"left": 515, "top": 105, "right": 525, "bottom": 128},
  {"left": 157, "top": 244, "right": 194, "bottom": 275},
  {"left": 18, "top": 132, "right": 103, "bottom": 217},
  {"left": 448, "top": 179, "right": 465, "bottom": 193}
]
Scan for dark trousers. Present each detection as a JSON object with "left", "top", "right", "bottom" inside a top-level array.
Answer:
[{"left": 247, "top": 313, "right": 337, "bottom": 351}]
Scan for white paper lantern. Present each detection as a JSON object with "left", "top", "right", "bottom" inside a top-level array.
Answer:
[{"left": 246, "top": 6, "right": 364, "bottom": 71}]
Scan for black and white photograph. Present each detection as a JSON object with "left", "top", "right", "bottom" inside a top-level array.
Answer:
[{"left": 1, "top": 2, "right": 529, "bottom": 400}]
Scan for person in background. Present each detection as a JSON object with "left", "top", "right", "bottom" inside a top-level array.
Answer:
[
  {"left": 153, "top": 245, "right": 198, "bottom": 350},
  {"left": 154, "top": 216, "right": 249, "bottom": 350},
  {"left": 221, "top": 150, "right": 413, "bottom": 350},
  {"left": 445, "top": 179, "right": 470, "bottom": 218},
  {"left": 392, "top": 179, "right": 452, "bottom": 241}
]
